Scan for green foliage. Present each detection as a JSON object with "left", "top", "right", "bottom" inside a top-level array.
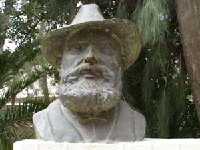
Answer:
[
  {"left": 134, "top": 0, "right": 169, "bottom": 45},
  {"left": 0, "top": 13, "right": 9, "bottom": 50},
  {"left": 118, "top": 0, "right": 200, "bottom": 138},
  {"left": 128, "top": 0, "right": 200, "bottom": 138},
  {"left": 0, "top": 54, "right": 49, "bottom": 103},
  {"left": 116, "top": 1, "right": 129, "bottom": 19},
  {"left": 0, "top": 99, "right": 50, "bottom": 150},
  {"left": 0, "top": 41, "right": 40, "bottom": 87}
]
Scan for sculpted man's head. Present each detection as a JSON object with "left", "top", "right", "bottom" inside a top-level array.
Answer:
[
  {"left": 34, "top": 4, "right": 146, "bottom": 142},
  {"left": 41, "top": 3, "right": 142, "bottom": 115},
  {"left": 59, "top": 29, "right": 122, "bottom": 114}
]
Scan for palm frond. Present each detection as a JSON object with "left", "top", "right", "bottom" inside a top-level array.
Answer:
[
  {"left": 133, "top": 0, "right": 169, "bottom": 45},
  {"left": 0, "top": 99, "right": 50, "bottom": 149},
  {"left": 0, "top": 55, "right": 53, "bottom": 109}
]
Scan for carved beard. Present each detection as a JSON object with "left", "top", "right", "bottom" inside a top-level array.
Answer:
[{"left": 58, "top": 75, "right": 122, "bottom": 115}]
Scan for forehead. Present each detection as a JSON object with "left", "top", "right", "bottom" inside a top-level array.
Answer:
[{"left": 67, "top": 29, "right": 121, "bottom": 46}]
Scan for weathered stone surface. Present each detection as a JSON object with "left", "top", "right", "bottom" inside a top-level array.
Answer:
[
  {"left": 34, "top": 3, "right": 146, "bottom": 143},
  {"left": 33, "top": 100, "right": 145, "bottom": 142},
  {"left": 41, "top": 4, "right": 141, "bottom": 70}
]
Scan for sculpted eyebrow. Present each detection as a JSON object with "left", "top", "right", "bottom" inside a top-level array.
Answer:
[
  {"left": 68, "top": 41, "right": 88, "bottom": 46},
  {"left": 72, "top": 40, "right": 89, "bottom": 44}
]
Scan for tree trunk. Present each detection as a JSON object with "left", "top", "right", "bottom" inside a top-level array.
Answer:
[
  {"left": 39, "top": 73, "right": 50, "bottom": 103},
  {"left": 0, "top": 13, "right": 9, "bottom": 52},
  {"left": 176, "top": 0, "right": 200, "bottom": 120}
]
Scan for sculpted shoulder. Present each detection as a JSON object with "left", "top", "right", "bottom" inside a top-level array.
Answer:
[
  {"left": 120, "top": 101, "right": 146, "bottom": 140},
  {"left": 33, "top": 100, "right": 61, "bottom": 140},
  {"left": 33, "top": 100, "right": 82, "bottom": 142}
]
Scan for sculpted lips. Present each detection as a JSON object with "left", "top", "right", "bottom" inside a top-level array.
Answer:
[
  {"left": 80, "top": 67, "right": 103, "bottom": 79},
  {"left": 64, "top": 64, "right": 112, "bottom": 83}
]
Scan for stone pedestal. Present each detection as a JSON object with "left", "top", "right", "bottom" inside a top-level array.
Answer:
[{"left": 14, "top": 139, "right": 200, "bottom": 150}]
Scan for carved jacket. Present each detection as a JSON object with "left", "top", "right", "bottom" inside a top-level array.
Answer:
[{"left": 33, "top": 99, "right": 146, "bottom": 143}]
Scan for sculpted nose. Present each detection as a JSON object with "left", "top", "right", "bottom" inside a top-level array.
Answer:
[{"left": 84, "top": 46, "right": 98, "bottom": 65}]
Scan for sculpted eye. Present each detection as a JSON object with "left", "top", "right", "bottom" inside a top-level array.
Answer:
[
  {"left": 75, "top": 45, "right": 83, "bottom": 51},
  {"left": 70, "top": 44, "right": 85, "bottom": 54},
  {"left": 100, "top": 43, "right": 114, "bottom": 55}
]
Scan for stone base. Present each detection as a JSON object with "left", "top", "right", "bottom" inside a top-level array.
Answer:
[{"left": 14, "top": 139, "right": 200, "bottom": 150}]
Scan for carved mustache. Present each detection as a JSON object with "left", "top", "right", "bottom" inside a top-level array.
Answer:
[{"left": 63, "top": 63, "right": 114, "bottom": 83}]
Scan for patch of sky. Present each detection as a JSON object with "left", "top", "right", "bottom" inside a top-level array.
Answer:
[
  {"left": 77, "top": 1, "right": 83, "bottom": 7},
  {"left": 3, "top": 38, "right": 18, "bottom": 52},
  {"left": 0, "top": 0, "right": 5, "bottom": 12}
]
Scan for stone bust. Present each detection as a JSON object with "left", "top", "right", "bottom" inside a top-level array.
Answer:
[{"left": 33, "top": 4, "right": 146, "bottom": 143}]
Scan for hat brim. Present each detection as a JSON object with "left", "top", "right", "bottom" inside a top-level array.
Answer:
[{"left": 41, "top": 18, "right": 142, "bottom": 70}]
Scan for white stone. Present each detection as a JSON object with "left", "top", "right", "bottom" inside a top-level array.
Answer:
[
  {"left": 71, "top": 4, "right": 104, "bottom": 25},
  {"left": 14, "top": 139, "right": 200, "bottom": 150},
  {"left": 151, "top": 139, "right": 180, "bottom": 150},
  {"left": 124, "top": 141, "right": 152, "bottom": 150},
  {"left": 68, "top": 143, "right": 123, "bottom": 150},
  {"left": 33, "top": 100, "right": 146, "bottom": 142},
  {"left": 179, "top": 139, "right": 200, "bottom": 150}
]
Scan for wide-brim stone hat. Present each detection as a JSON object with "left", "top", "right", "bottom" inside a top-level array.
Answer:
[{"left": 41, "top": 4, "right": 142, "bottom": 70}]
